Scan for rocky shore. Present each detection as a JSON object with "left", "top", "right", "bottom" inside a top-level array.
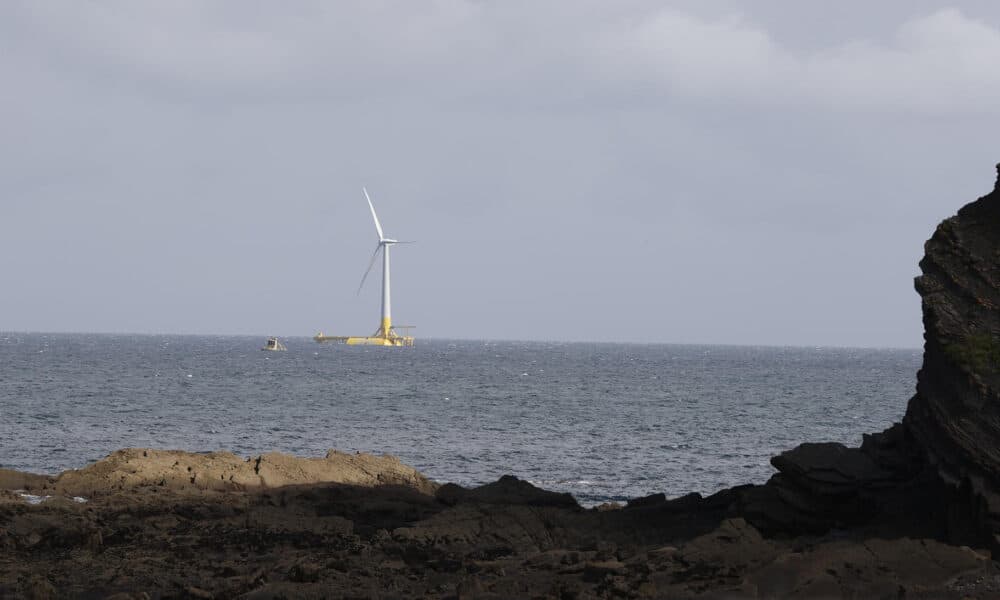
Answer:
[{"left": 3, "top": 165, "right": 1000, "bottom": 598}]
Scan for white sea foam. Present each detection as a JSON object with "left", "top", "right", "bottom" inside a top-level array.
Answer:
[
  {"left": 15, "top": 491, "right": 88, "bottom": 505},
  {"left": 17, "top": 492, "right": 50, "bottom": 505}
]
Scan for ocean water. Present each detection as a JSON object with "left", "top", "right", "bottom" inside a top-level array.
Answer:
[{"left": 0, "top": 333, "right": 920, "bottom": 505}]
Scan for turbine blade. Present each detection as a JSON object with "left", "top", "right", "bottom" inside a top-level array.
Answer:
[
  {"left": 357, "top": 243, "right": 382, "bottom": 294},
  {"left": 362, "top": 187, "right": 385, "bottom": 241}
]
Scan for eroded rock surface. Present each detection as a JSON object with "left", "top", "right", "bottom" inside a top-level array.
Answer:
[
  {"left": 46, "top": 448, "right": 438, "bottom": 497},
  {"left": 906, "top": 163, "right": 1000, "bottom": 543},
  {"left": 2, "top": 468, "right": 997, "bottom": 599}
]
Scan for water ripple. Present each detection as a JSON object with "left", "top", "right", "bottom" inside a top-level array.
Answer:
[{"left": 0, "top": 334, "right": 918, "bottom": 504}]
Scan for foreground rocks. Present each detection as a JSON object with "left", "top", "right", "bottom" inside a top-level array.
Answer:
[
  {"left": 3, "top": 164, "right": 1000, "bottom": 598},
  {"left": 907, "top": 165, "right": 1000, "bottom": 544},
  {"left": 1, "top": 453, "right": 997, "bottom": 599}
]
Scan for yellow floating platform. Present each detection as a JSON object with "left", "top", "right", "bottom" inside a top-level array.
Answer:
[{"left": 313, "top": 333, "right": 414, "bottom": 347}]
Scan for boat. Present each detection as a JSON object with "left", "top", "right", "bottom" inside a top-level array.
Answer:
[{"left": 261, "top": 337, "right": 287, "bottom": 351}]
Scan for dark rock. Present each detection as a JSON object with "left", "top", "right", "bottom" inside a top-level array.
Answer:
[
  {"left": 625, "top": 491, "right": 704, "bottom": 512},
  {"left": 435, "top": 483, "right": 469, "bottom": 506},
  {"left": 455, "top": 576, "right": 483, "bottom": 600},
  {"left": 288, "top": 561, "right": 322, "bottom": 583},
  {"left": 453, "top": 475, "right": 580, "bottom": 508},
  {"left": 626, "top": 493, "right": 666, "bottom": 509},
  {"left": 24, "top": 575, "right": 57, "bottom": 600},
  {"left": 859, "top": 422, "right": 921, "bottom": 475},
  {"left": 184, "top": 586, "right": 213, "bottom": 599},
  {"left": 902, "top": 164, "right": 1000, "bottom": 548},
  {"left": 677, "top": 518, "right": 776, "bottom": 572},
  {"left": 582, "top": 559, "right": 626, "bottom": 581},
  {"left": 771, "top": 443, "right": 895, "bottom": 496},
  {"left": 737, "top": 478, "right": 835, "bottom": 535}
]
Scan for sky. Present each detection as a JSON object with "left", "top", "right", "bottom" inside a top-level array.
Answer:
[{"left": 2, "top": 1, "right": 999, "bottom": 347}]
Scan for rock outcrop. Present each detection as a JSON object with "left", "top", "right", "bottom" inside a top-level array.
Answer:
[
  {"left": 3, "top": 468, "right": 996, "bottom": 599},
  {"left": 27, "top": 448, "right": 438, "bottom": 497},
  {"left": 906, "top": 163, "right": 1000, "bottom": 543},
  {"left": 684, "top": 164, "right": 1000, "bottom": 550}
]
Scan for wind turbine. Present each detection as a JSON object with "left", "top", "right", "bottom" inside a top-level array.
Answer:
[
  {"left": 357, "top": 187, "right": 412, "bottom": 340},
  {"left": 314, "top": 188, "right": 415, "bottom": 346}
]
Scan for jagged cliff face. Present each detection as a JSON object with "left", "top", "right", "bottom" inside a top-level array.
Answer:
[{"left": 906, "top": 165, "right": 1000, "bottom": 528}]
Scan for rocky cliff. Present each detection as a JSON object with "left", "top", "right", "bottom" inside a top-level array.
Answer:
[
  {"left": 721, "top": 164, "right": 1000, "bottom": 548},
  {"left": 906, "top": 163, "right": 1000, "bottom": 543}
]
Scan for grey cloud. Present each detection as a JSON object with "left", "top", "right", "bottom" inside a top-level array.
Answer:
[{"left": 7, "top": 3, "right": 1000, "bottom": 113}]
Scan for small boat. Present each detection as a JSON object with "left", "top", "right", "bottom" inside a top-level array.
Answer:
[{"left": 261, "top": 337, "right": 287, "bottom": 351}]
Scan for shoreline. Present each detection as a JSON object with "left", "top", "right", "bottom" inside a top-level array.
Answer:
[
  {"left": 3, "top": 446, "right": 997, "bottom": 599},
  {"left": 3, "top": 455, "right": 751, "bottom": 510}
]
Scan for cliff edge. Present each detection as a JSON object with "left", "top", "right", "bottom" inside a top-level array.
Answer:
[
  {"left": 722, "top": 164, "right": 1000, "bottom": 549},
  {"left": 907, "top": 162, "right": 1000, "bottom": 543}
]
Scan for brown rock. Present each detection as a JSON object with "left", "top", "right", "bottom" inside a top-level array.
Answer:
[
  {"left": 0, "top": 469, "right": 51, "bottom": 491},
  {"left": 38, "top": 448, "right": 437, "bottom": 497}
]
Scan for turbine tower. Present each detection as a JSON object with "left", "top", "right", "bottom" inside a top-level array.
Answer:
[
  {"left": 314, "top": 188, "right": 415, "bottom": 346},
  {"left": 359, "top": 187, "right": 403, "bottom": 339}
]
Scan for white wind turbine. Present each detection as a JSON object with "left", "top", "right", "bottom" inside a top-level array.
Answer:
[{"left": 357, "top": 187, "right": 412, "bottom": 341}]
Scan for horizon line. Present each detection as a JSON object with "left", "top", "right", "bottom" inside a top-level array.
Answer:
[{"left": 0, "top": 328, "right": 923, "bottom": 352}]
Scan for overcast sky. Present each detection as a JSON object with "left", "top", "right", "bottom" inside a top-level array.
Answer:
[{"left": 2, "top": 1, "right": 999, "bottom": 347}]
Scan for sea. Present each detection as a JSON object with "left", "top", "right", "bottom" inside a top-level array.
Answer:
[{"left": 0, "top": 333, "right": 920, "bottom": 505}]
